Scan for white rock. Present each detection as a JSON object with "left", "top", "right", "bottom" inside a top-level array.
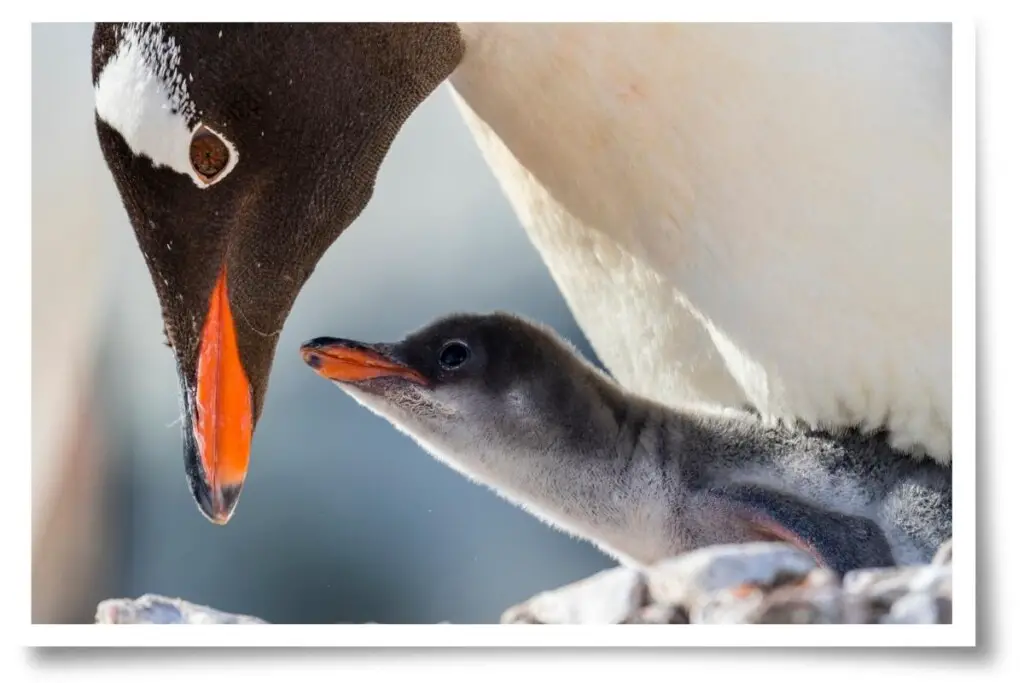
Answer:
[
  {"left": 884, "top": 592, "right": 940, "bottom": 624},
  {"left": 645, "top": 542, "right": 818, "bottom": 612},
  {"left": 500, "top": 566, "right": 646, "bottom": 624},
  {"left": 95, "top": 593, "right": 267, "bottom": 624}
]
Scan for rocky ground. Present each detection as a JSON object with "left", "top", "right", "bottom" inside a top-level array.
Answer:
[{"left": 95, "top": 540, "right": 953, "bottom": 625}]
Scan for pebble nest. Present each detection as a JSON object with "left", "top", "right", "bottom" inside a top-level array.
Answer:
[{"left": 96, "top": 539, "right": 953, "bottom": 625}]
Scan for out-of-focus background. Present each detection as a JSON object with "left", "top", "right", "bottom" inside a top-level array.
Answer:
[{"left": 31, "top": 22, "right": 614, "bottom": 624}]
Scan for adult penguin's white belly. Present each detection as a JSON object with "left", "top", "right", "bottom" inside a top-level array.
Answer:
[{"left": 448, "top": 23, "right": 952, "bottom": 463}]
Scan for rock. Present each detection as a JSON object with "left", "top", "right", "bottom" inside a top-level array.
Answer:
[
  {"left": 936, "top": 596, "right": 953, "bottom": 623},
  {"left": 95, "top": 593, "right": 266, "bottom": 624},
  {"left": 690, "top": 583, "right": 765, "bottom": 624},
  {"left": 500, "top": 566, "right": 647, "bottom": 624},
  {"left": 646, "top": 542, "right": 818, "bottom": 615},
  {"left": 94, "top": 539, "right": 956, "bottom": 626},
  {"left": 840, "top": 562, "right": 952, "bottom": 624},
  {"left": 500, "top": 542, "right": 953, "bottom": 626},
  {"left": 932, "top": 539, "right": 952, "bottom": 566},
  {"left": 844, "top": 566, "right": 919, "bottom": 602},
  {"left": 747, "top": 569, "right": 848, "bottom": 624},
  {"left": 883, "top": 592, "right": 940, "bottom": 624},
  {"left": 691, "top": 568, "right": 844, "bottom": 624},
  {"left": 624, "top": 603, "right": 688, "bottom": 624}
]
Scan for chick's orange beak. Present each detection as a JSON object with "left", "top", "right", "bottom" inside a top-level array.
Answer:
[{"left": 299, "top": 338, "right": 428, "bottom": 386}]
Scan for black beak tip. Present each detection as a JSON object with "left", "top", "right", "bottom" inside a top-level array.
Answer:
[
  {"left": 189, "top": 477, "right": 244, "bottom": 526},
  {"left": 184, "top": 429, "right": 245, "bottom": 526},
  {"left": 215, "top": 483, "right": 244, "bottom": 524},
  {"left": 301, "top": 336, "right": 347, "bottom": 351},
  {"left": 300, "top": 336, "right": 366, "bottom": 371}
]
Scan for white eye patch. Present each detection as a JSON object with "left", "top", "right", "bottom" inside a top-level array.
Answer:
[{"left": 94, "top": 23, "right": 238, "bottom": 189}]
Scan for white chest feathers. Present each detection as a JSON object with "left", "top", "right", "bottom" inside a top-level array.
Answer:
[{"left": 449, "top": 23, "right": 952, "bottom": 463}]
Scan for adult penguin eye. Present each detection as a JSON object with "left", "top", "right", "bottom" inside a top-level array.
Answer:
[
  {"left": 189, "top": 126, "right": 232, "bottom": 182},
  {"left": 438, "top": 340, "right": 471, "bottom": 370}
]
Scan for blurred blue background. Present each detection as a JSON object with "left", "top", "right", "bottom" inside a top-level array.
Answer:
[{"left": 31, "top": 22, "right": 614, "bottom": 625}]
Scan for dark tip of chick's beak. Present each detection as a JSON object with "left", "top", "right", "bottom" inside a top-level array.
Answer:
[{"left": 302, "top": 336, "right": 351, "bottom": 352}]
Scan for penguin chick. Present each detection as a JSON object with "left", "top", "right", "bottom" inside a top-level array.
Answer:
[{"left": 300, "top": 312, "right": 951, "bottom": 574}]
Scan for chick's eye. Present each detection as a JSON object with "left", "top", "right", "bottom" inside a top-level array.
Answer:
[{"left": 438, "top": 340, "right": 470, "bottom": 370}]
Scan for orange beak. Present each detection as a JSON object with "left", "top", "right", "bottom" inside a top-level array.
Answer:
[
  {"left": 191, "top": 267, "right": 253, "bottom": 524},
  {"left": 299, "top": 338, "right": 429, "bottom": 386}
]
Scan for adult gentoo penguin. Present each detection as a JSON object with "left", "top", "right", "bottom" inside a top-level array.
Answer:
[
  {"left": 299, "top": 312, "right": 952, "bottom": 574},
  {"left": 90, "top": 23, "right": 951, "bottom": 524}
]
